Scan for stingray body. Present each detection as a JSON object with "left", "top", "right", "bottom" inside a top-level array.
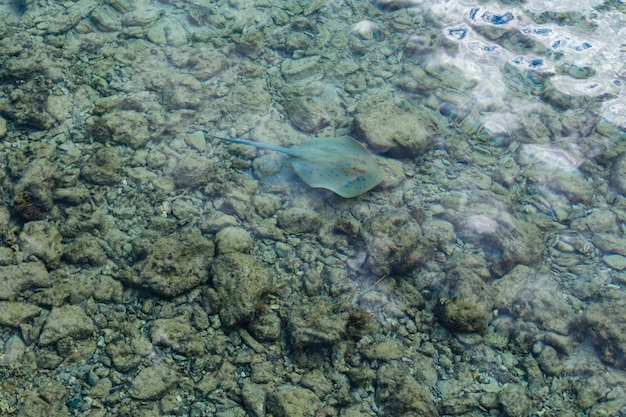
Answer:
[{"left": 206, "top": 133, "right": 383, "bottom": 198}]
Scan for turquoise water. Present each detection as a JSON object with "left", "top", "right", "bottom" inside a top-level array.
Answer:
[{"left": 0, "top": 0, "right": 625, "bottom": 415}]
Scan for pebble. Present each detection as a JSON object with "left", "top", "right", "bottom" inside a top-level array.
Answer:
[{"left": 602, "top": 254, "right": 626, "bottom": 271}]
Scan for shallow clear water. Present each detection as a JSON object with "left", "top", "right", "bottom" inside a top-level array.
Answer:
[{"left": 0, "top": 0, "right": 625, "bottom": 415}]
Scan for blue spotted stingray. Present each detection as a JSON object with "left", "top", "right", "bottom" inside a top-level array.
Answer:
[{"left": 206, "top": 133, "right": 383, "bottom": 198}]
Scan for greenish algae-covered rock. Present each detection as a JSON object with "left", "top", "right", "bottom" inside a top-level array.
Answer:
[
  {"left": 211, "top": 252, "right": 271, "bottom": 327},
  {"left": 376, "top": 361, "right": 438, "bottom": 416},
  {"left": 123, "top": 229, "right": 214, "bottom": 298},
  {"left": 129, "top": 363, "right": 178, "bottom": 400},
  {"left": 267, "top": 385, "right": 321, "bottom": 417},
  {"left": 39, "top": 305, "right": 96, "bottom": 345},
  {"left": 0, "top": 261, "right": 51, "bottom": 300},
  {"left": 497, "top": 383, "right": 532, "bottom": 417}
]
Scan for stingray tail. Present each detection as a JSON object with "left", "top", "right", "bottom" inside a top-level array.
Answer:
[{"left": 205, "top": 133, "right": 288, "bottom": 153}]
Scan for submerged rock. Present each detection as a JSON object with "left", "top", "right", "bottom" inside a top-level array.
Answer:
[
  {"left": 150, "top": 315, "right": 204, "bottom": 355},
  {"left": 498, "top": 383, "right": 532, "bottom": 417},
  {"left": 286, "top": 296, "right": 348, "bottom": 347},
  {"left": 267, "top": 385, "right": 321, "bottom": 417},
  {"left": 0, "top": 301, "right": 42, "bottom": 327},
  {"left": 0, "top": 261, "right": 51, "bottom": 300},
  {"left": 129, "top": 363, "right": 178, "bottom": 400},
  {"left": 360, "top": 209, "right": 427, "bottom": 276},
  {"left": 211, "top": 252, "right": 271, "bottom": 327},
  {"left": 18, "top": 221, "right": 63, "bottom": 268},
  {"left": 12, "top": 182, "right": 55, "bottom": 221},
  {"left": 443, "top": 198, "right": 543, "bottom": 276},
  {"left": 353, "top": 100, "right": 435, "bottom": 157},
  {"left": 277, "top": 207, "right": 322, "bottom": 235},
  {"left": 574, "top": 302, "right": 626, "bottom": 369},
  {"left": 124, "top": 229, "right": 214, "bottom": 297},
  {"left": 39, "top": 305, "right": 96, "bottom": 345},
  {"left": 376, "top": 361, "right": 438, "bottom": 416}
]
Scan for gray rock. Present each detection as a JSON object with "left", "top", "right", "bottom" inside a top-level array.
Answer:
[
  {"left": 186, "top": 46, "right": 227, "bottom": 81},
  {"left": 284, "top": 97, "right": 322, "bottom": 133},
  {"left": 497, "top": 383, "right": 532, "bottom": 417},
  {"left": 493, "top": 265, "right": 575, "bottom": 335},
  {"left": 233, "top": 25, "right": 267, "bottom": 59},
  {"left": 0, "top": 261, "right": 51, "bottom": 300},
  {"left": 593, "top": 233, "right": 626, "bottom": 257},
  {"left": 518, "top": 145, "right": 594, "bottom": 203},
  {"left": 129, "top": 363, "right": 178, "bottom": 400},
  {"left": 215, "top": 407, "right": 248, "bottom": 417},
  {"left": 211, "top": 253, "right": 271, "bottom": 327},
  {"left": 45, "top": 0, "right": 99, "bottom": 35},
  {"left": 164, "top": 21, "right": 188, "bottom": 46},
  {"left": 339, "top": 404, "right": 375, "bottom": 417},
  {"left": 91, "top": 5, "right": 121, "bottom": 32},
  {"left": 147, "top": 24, "right": 167, "bottom": 45},
  {"left": 252, "top": 194, "right": 282, "bottom": 218},
  {"left": 39, "top": 305, "right": 96, "bottom": 345},
  {"left": 53, "top": 186, "right": 91, "bottom": 205},
  {"left": 267, "top": 385, "right": 321, "bottom": 417},
  {"left": 285, "top": 81, "right": 345, "bottom": 133},
  {"left": 0, "top": 84, "right": 55, "bottom": 129},
  {"left": 37, "top": 350, "right": 63, "bottom": 369},
  {"left": 570, "top": 209, "right": 617, "bottom": 233},
  {"left": 89, "top": 377, "right": 113, "bottom": 399},
  {"left": 250, "top": 362, "right": 275, "bottom": 384},
  {"left": 106, "top": 334, "right": 152, "bottom": 372},
  {"left": 122, "top": 8, "right": 159, "bottom": 27}
]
